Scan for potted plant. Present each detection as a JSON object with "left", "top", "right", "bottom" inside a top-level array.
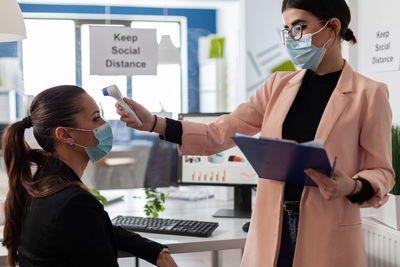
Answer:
[
  {"left": 91, "top": 187, "right": 108, "bottom": 204},
  {"left": 144, "top": 187, "right": 168, "bottom": 218},
  {"left": 370, "top": 125, "right": 400, "bottom": 230},
  {"left": 391, "top": 125, "right": 400, "bottom": 196}
]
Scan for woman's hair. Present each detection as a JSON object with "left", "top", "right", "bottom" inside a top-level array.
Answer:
[
  {"left": 1, "top": 85, "right": 87, "bottom": 266},
  {"left": 282, "top": 0, "right": 357, "bottom": 44}
]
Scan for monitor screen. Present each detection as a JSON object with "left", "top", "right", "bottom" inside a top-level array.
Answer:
[
  {"left": 178, "top": 113, "right": 258, "bottom": 186},
  {"left": 177, "top": 113, "right": 258, "bottom": 218}
]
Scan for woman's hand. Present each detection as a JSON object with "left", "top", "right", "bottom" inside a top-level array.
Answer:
[
  {"left": 304, "top": 169, "right": 360, "bottom": 200},
  {"left": 115, "top": 98, "right": 156, "bottom": 131},
  {"left": 156, "top": 252, "right": 178, "bottom": 267}
]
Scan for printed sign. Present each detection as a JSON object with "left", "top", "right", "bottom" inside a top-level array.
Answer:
[
  {"left": 367, "top": 25, "right": 400, "bottom": 72},
  {"left": 90, "top": 26, "right": 158, "bottom": 75}
]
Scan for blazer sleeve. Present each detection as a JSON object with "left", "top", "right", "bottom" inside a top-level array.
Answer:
[
  {"left": 354, "top": 84, "right": 395, "bottom": 208},
  {"left": 56, "top": 192, "right": 119, "bottom": 267},
  {"left": 113, "top": 226, "right": 166, "bottom": 265},
  {"left": 179, "top": 72, "right": 278, "bottom": 156}
]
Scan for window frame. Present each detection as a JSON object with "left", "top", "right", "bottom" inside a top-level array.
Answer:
[{"left": 22, "top": 12, "right": 188, "bottom": 113}]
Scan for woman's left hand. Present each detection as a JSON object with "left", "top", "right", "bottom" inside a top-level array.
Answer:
[
  {"left": 304, "top": 169, "right": 357, "bottom": 200},
  {"left": 156, "top": 252, "right": 178, "bottom": 267}
]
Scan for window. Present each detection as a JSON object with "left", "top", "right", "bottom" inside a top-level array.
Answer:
[
  {"left": 80, "top": 23, "right": 128, "bottom": 120},
  {"left": 21, "top": 16, "right": 186, "bottom": 120},
  {"left": 130, "top": 21, "right": 182, "bottom": 119},
  {"left": 22, "top": 19, "right": 76, "bottom": 95}
]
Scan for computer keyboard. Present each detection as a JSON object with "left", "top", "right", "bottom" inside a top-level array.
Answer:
[{"left": 112, "top": 216, "right": 219, "bottom": 237}]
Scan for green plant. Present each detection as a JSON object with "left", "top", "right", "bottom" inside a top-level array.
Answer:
[
  {"left": 391, "top": 125, "right": 400, "bottom": 195},
  {"left": 91, "top": 187, "right": 108, "bottom": 204},
  {"left": 143, "top": 187, "right": 168, "bottom": 218}
]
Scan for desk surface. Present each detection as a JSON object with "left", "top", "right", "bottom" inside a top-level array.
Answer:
[{"left": 104, "top": 188, "right": 249, "bottom": 254}]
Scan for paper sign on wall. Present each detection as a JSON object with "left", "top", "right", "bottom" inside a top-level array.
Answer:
[
  {"left": 367, "top": 25, "right": 400, "bottom": 73},
  {"left": 90, "top": 26, "right": 158, "bottom": 75}
]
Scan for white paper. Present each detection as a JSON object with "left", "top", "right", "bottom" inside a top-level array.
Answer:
[{"left": 300, "top": 139, "right": 324, "bottom": 149}]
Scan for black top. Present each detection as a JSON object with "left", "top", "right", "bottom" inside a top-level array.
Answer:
[
  {"left": 18, "top": 157, "right": 165, "bottom": 267},
  {"left": 161, "top": 70, "right": 374, "bottom": 204},
  {"left": 282, "top": 70, "right": 341, "bottom": 201}
]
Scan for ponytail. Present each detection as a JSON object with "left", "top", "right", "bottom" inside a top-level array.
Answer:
[
  {"left": 344, "top": 28, "right": 357, "bottom": 44},
  {"left": 2, "top": 121, "right": 32, "bottom": 266}
]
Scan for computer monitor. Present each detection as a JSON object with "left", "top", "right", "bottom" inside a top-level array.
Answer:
[{"left": 177, "top": 113, "right": 258, "bottom": 218}]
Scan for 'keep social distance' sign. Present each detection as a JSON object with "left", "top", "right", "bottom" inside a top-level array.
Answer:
[
  {"left": 90, "top": 26, "right": 158, "bottom": 75},
  {"left": 367, "top": 24, "right": 400, "bottom": 73}
]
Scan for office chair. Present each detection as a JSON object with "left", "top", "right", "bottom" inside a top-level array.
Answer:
[{"left": 144, "top": 136, "right": 178, "bottom": 188}]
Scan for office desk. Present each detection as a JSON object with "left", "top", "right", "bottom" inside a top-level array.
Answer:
[
  {"left": 104, "top": 188, "right": 248, "bottom": 266},
  {"left": 0, "top": 188, "right": 248, "bottom": 267}
]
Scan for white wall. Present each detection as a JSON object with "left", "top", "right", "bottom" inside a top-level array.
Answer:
[
  {"left": 348, "top": 0, "right": 400, "bottom": 124},
  {"left": 244, "top": 0, "right": 288, "bottom": 98},
  {"left": 216, "top": 2, "right": 242, "bottom": 111}
]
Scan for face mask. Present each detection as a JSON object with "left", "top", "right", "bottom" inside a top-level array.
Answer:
[
  {"left": 285, "top": 21, "right": 332, "bottom": 70},
  {"left": 68, "top": 122, "right": 113, "bottom": 162}
]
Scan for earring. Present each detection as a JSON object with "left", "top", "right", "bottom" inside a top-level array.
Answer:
[{"left": 68, "top": 139, "right": 75, "bottom": 145}]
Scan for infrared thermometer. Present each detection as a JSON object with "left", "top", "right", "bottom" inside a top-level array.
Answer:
[{"left": 102, "top": 85, "right": 143, "bottom": 127}]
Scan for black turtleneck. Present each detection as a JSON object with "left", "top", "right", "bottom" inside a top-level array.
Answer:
[{"left": 282, "top": 70, "right": 341, "bottom": 200}]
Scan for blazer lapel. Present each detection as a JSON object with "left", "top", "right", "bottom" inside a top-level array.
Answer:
[
  {"left": 315, "top": 61, "right": 353, "bottom": 142},
  {"left": 269, "top": 70, "right": 307, "bottom": 138}
]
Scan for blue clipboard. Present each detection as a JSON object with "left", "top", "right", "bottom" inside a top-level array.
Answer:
[{"left": 232, "top": 136, "right": 333, "bottom": 187}]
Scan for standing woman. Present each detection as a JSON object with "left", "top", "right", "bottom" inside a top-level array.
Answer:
[
  {"left": 2, "top": 86, "right": 177, "bottom": 267},
  {"left": 117, "top": 0, "right": 394, "bottom": 266}
]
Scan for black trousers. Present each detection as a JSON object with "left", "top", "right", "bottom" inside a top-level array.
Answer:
[{"left": 277, "top": 210, "right": 299, "bottom": 267}]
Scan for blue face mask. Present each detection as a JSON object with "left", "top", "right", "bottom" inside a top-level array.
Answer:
[
  {"left": 285, "top": 22, "right": 332, "bottom": 70},
  {"left": 68, "top": 122, "right": 113, "bottom": 162}
]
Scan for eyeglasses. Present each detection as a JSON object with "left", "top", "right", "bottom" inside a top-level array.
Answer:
[{"left": 281, "top": 20, "right": 327, "bottom": 45}]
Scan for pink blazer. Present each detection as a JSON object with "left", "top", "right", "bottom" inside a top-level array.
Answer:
[{"left": 179, "top": 61, "right": 394, "bottom": 267}]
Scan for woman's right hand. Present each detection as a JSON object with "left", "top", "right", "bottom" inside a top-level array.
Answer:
[
  {"left": 116, "top": 98, "right": 154, "bottom": 131},
  {"left": 156, "top": 252, "right": 178, "bottom": 267}
]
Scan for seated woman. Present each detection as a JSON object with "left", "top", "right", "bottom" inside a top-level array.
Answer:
[{"left": 1, "top": 85, "right": 177, "bottom": 267}]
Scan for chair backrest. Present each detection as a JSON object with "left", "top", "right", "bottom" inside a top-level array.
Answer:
[
  {"left": 0, "top": 123, "right": 8, "bottom": 150},
  {"left": 144, "top": 136, "right": 178, "bottom": 188}
]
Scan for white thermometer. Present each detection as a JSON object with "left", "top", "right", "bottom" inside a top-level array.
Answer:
[{"left": 102, "top": 85, "right": 143, "bottom": 127}]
